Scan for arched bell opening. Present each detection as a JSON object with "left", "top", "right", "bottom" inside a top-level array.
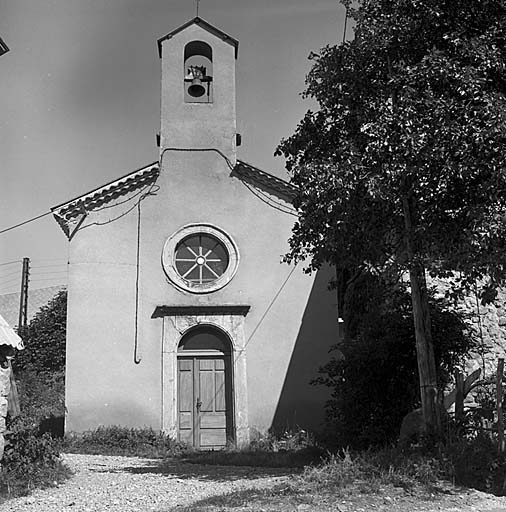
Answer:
[
  {"left": 184, "top": 41, "right": 213, "bottom": 103},
  {"left": 177, "top": 325, "right": 234, "bottom": 449}
]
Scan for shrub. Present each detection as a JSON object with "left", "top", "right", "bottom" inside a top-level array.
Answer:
[
  {"left": 315, "top": 276, "right": 475, "bottom": 449},
  {"left": 63, "top": 426, "right": 187, "bottom": 458},
  {"left": 0, "top": 422, "right": 70, "bottom": 498},
  {"left": 13, "top": 370, "right": 65, "bottom": 431}
]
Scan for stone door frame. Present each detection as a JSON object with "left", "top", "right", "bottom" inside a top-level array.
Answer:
[{"left": 156, "top": 305, "right": 250, "bottom": 446}]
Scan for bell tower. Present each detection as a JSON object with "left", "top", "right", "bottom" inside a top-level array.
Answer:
[{"left": 158, "top": 17, "right": 239, "bottom": 165}]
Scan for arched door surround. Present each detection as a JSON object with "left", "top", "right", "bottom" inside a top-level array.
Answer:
[
  {"left": 157, "top": 305, "right": 250, "bottom": 447},
  {"left": 177, "top": 325, "right": 232, "bottom": 449}
]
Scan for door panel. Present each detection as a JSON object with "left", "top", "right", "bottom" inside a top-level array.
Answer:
[
  {"left": 178, "top": 356, "right": 232, "bottom": 449},
  {"left": 200, "top": 429, "right": 227, "bottom": 448},
  {"left": 200, "top": 414, "right": 227, "bottom": 428},
  {"left": 178, "top": 359, "right": 194, "bottom": 442},
  {"left": 199, "top": 368, "right": 216, "bottom": 412},
  {"left": 199, "top": 359, "right": 215, "bottom": 370},
  {"left": 215, "top": 371, "right": 226, "bottom": 411}
]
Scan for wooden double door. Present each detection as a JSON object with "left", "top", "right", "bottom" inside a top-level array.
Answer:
[{"left": 178, "top": 355, "right": 233, "bottom": 449}]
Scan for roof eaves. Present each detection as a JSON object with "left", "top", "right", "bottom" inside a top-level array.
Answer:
[
  {"left": 0, "top": 37, "right": 9, "bottom": 56},
  {"left": 157, "top": 17, "right": 239, "bottom": 58},
  {"left": 52, "top": 162, "right": 158, "bottom": 214},
  {"left": 51, "top": 163, "right": 160, "bottom": 235},
  {"left": 233, "top": 160, "right": 297, "bottom": 203}
]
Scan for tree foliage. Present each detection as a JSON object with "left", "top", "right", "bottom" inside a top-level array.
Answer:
[
  {"left": 14, "top": 290, "right": 67, "bottom": 374},
  {"left": 276, "top": 0, "right": 506, "bottom": 297},
  {"left": 316, "top": 276, "right": 475, "bottom": 449}
]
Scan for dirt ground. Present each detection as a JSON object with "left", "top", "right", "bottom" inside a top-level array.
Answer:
[{"left": 3, "top": 454, "right": 506, "bottom": 512}]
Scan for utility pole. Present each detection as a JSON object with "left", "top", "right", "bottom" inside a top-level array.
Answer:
[{"left": 18, "top": 257, "right": 30, "bottom": 329}]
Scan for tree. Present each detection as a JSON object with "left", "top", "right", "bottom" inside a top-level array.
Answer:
[
  {"left": 315, "top": 276, "right": 474, "bottom": 449},
  {"left": 14, "top": 290, "right": 67, "bottom": 375},
  {"left": 276, "top": 0, "right": 506, "bottom": 435}
]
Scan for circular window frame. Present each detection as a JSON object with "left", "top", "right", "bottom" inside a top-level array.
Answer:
[{"left": 162, "top": 223, "right": 239, "bottom": 294}]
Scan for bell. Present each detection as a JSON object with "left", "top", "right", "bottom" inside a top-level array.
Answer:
[{"left": 188, "top": 78, "right": 206, "bottom": 98}]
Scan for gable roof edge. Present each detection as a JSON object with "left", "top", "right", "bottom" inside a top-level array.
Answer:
[
  {"left": 157, "top": 17, "right": 239, "bottom": 58},
  {"left": 233, "top": 160, "right": 297, "bottom": 204},
  {"left": 51, "top": 162, "right": 159, "bottom": 236}
]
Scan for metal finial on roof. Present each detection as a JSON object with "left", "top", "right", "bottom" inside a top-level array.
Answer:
[{"left": 195, "top": 0, "right": 200, "bottom": 17}]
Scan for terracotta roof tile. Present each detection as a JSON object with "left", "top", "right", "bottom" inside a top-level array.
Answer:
[
  {"left": 51, "top": 163, "right": 159, "bottom": 237},
  {"left": 233, "top": 160, "right": 297, "bottom": 203},
  {"left": 51, "top": 158, "right": 296, "bottom": 237}
]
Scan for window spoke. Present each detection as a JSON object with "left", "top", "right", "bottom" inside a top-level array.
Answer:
[
  {"left": 203, "top": 242, "right": 219, "bottom": 258},
  {"left": 204, "top": 264, "right": 220, "bottom": 278},
  {"left": 174, "top": 233, "right": 230, "bottom": 285},
  {"left": 182, "top": 263, "right": 198, "bottom": 278},
  {"left": 186, "top": 245, "right": 199, "bottom": 258}
]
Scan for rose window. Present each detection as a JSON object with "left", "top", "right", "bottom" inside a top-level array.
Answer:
[
  {"left": 162, "top": 224, "right": 239, "bottom": 294},
  {"left": 174, "top": 234, "right": 229, "bottom": 284}
]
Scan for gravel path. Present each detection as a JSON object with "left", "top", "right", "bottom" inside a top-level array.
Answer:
[{"left": 1, "top": 453, "right": 293, "bottom": 512}]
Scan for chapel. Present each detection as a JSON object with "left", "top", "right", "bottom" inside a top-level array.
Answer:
[{"left": 52, "top": 17, "right": 338, "bottom": 448}]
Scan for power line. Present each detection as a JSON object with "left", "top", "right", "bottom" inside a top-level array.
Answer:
[
  {"left": 31, "top": 274, "right": 68, "bottom": 280},
  {"left": 31, "top": 270, "right": 68, "bottom": 276},
  {"left": 0, "top": 287, "right": 20, "bottom": 295},
  {"left": 0, "top": 211, "right": 52, "bottom": 235},
  {"left": 0, "top": 270, "right": 22, "bottom": 280},
  {"left": 31, "top": 264, "right": 68, "bottom": 270},
  {"left": 0, "top": 277, "right": 20, "bottom": 286},
  {"left": 30, "top": 278, "right": 68, "bottom": 284},
  {"left": 0, "top": 260, "right": 21, "bottom": 267},
  {"left": 32, "top": 258, "right": 68, "bottom": 263},
  {"left": 31, "top": 269, "right": 68, "bottom": 273}
]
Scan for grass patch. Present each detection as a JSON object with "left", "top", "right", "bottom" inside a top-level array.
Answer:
[
  {"left": 182, "top": 428, "right": 323, "bottom": 468},
  {"left": 63, "top": 426, "right": 189, "bottom": 458},
  {"left": 298, "top": 448, "right": 442, "bottom": 494},
  {"left": 170, "top": 448, "right": 447, "bottom": 511}
]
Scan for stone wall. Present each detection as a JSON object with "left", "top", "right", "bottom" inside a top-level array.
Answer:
[{"left": 431, "top": 278, "right": 506, "bottom": 379}]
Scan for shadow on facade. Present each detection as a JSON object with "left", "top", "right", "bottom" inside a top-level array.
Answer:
[{"left": 271, "top": 266, "right": 338, "bottom": 434}]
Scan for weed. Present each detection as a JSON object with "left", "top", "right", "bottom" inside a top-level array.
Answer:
[
  {"left": 0, "top": 423, "right": 70, "bottom": 500},
  {"left": 183, "top": 428, "right": 323, "bottom": 468},
  {"left": 63, "top": 426, "right": 188, "bottom": 458},
  {"left": 300, "top": 449, "right": 360, "bottom": 491}
]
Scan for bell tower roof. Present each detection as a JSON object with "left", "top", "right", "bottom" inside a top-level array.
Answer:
[{"left": 157, "top": 17, "right": 239, "bottom": 58}]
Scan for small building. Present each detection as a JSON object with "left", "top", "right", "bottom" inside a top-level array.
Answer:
[{"left": 52, "top": 17, "right": 338, "bottom": 448}]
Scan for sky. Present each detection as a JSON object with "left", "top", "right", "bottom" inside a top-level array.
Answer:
[{"left": 0, "top": 0, "right": 346, "bottom": 294}]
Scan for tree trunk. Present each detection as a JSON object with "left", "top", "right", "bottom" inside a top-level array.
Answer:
[{"left": 402, "top": 194, "right": 440, "bottom": 437}]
